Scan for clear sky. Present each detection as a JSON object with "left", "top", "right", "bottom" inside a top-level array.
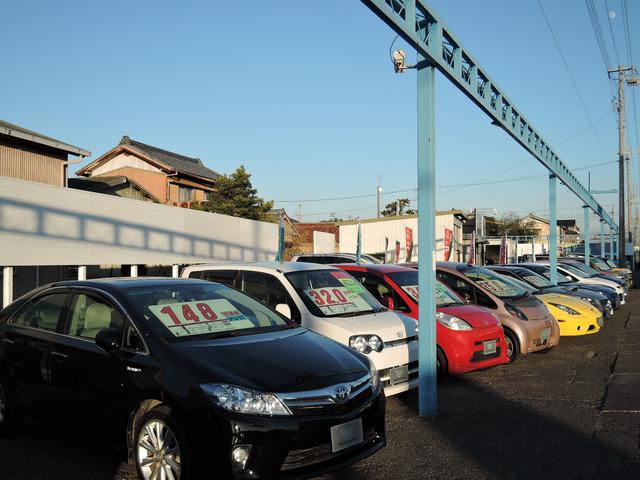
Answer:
[{"left": 2, "top": 0, "right": 638, "bottom": 230}]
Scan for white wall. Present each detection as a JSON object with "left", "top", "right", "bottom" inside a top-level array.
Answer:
[
  {"left": 0, "top": 177, "right": 277, "bottom": 266},
  {"left": 338, "top": 215, "right": 462, "bottom": 262},
  {"left": 313, "top": 231, "right": 336, "bottom": 253}
]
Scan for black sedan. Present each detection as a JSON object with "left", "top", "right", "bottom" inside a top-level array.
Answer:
[{"left": 0, "top": 278, "right": 385, "bottom": 479}]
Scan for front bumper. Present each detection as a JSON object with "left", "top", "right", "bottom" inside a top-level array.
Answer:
[
  {"left": 555, "top": 314, "right": 602, "bottom": 336},
  {"left": 443, "top": 326, "right": 509, "bottom": 374},
  {"left": 197, "top": 389, "right": 386, "bottom": 479},
  {"left": 524, "top": 316, "right": 560, "bottom": 354},
  {"left": 369, "top": 337, "right": 419, "bottom": 397}
]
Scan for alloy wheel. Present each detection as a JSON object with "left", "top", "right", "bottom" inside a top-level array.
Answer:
[
  {"left": 137, "top": 419, "right": 181, "bottom": 480},
  {"left": 505, "top": 336, "right": 514, "bottom": 359}
]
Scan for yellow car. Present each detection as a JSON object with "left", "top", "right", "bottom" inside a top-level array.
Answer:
[
  {"left": 537, "top": 292, "right": 602, "bottom": 336},
  {"left": 498, "top": 274, "right": 603, "bottom": 336}
]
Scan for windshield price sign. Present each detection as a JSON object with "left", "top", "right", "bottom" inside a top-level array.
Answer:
[
  {"left": 305, "top": 286, "right": 373, "bottom": 315},
  {"left": 149, "top": 299, "right": 254, "bottom": 337},
  {"left": 401, "top": 285, "right": 419, "bottom": 301}
]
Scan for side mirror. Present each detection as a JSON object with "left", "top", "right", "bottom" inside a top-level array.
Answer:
[
  {"left": 275, "top": 303, "right": 292, "bottom": 319},
  {"left": 95, "top": 328, "right": 121, "bottom": 353}
]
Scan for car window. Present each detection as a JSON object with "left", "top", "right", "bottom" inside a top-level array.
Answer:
[
  {"left": 461, "top": 266, "right": 528, "bottom": 299},
  {"left": 285, "top": 269, "right": 384, "bottom": 317},
  {"left": 187, "top": 270, "right": 202, "bottom": 279},
  {"left": 123, "top": 322, "right": 145, "bottom": 352},
  {"left": 241, "top": 272, "right": 301, "bottom": 323},
  {"left": 436, "top": 271, "right": 475, "bottom": 303},
  {"left": 201, "top": 270, "right": 239, "bottom": 288},
  {"left": 9, "top": 293, "right": 68, "bottom": 332},
  {"left": 65, "top": 293, "right": 125, "bottom": 340},
  {"left": 474, "top": 288, "right": 497, "bottom": 309},
  {"left": 124, "top": 283, "right": 293, "bottom": 341},
  {"left": 351, "top": 271, "right": 410, "bottom": 312}
]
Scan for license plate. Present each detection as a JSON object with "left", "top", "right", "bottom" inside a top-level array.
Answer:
[
  {"left": 483, "top": 340, "right": 497, "bottom": 355},
  {"left": 540, "top": 327, "right": 550, "bottom": 343},
  {"left": 597, "top": 317, "right": 604, "bottom": 326},
  {"left": 330, "top": 418, "right": 363, "bottom": 453},
  {"left": 388, "top": 365, "right": 409, "bottom": 386}
]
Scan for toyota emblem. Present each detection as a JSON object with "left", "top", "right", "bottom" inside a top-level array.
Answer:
[
  {"left": 334, "top": 385, "right": 350, "bottom": 402},
  {"left": 397, "top": 331, "right": 404, "bottom": 338}
]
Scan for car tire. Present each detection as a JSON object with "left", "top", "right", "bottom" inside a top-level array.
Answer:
[
  {"left": 504, "top": 329, "right": 519, "bottom": 363},
  {"left": 134, "top": 405, "right": 191, "bottom": 480},
  {"left": 436, "top": 347, "right": 448, "bottom": 378},
  {"left": 0, "top": 375, "right": 12, "bottom": 435}
]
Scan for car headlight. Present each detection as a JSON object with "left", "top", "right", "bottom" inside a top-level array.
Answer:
[
  {"left": 368, "top": 357, "right": 380, "bottom": 391},
  {"left": 349, "top": 335, "right": 384, "bottom": 354},
  {"left": 505, "top": 303, "right": 528, "bottom": 321},
  {"left": 200, "top": 384, "right": 291, "bottom": 416},
  {"left": 436, "top": 312, "right": 472, "bottom": 331},
  {"left": 549, "top": 303, "right": 579, "bottom": 315}
]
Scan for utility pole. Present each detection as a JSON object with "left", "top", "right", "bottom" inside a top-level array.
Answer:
[
  {"left": 608, "top": 65, "right": 638, "bottom": 266},
  {"left": 376, "top": 175, "right": 383, "bottom": 218}
]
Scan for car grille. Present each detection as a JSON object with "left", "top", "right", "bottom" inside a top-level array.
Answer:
[
  {"left": 279, "top": 374, "right": 373, "bottom": 415},
  {"left": 384, "top": 335, "right": 417, "bottom": 347},
  {"left": 281, "top": 430, "right": 381, "bottom": 471},
  {"left": 470, "top": 347, "right": 502, "bottom": 363}
]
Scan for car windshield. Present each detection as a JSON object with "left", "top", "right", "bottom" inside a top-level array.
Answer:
[
  {"left": 560, "top": 263, "right": 591, "bottom": 278},
  {"left": 125, "top": 283, "right": 292, "bottom": 341},
  {"left": 462, "top": 266, "right": 528, "bottom": 299},
  {"left": 590, "top": 258, "right": 610, "bottom": 270},
  {"left": 504, "top": 276, "right": 539, "bottom": 293},
  {"left": 285, "top": 269, "right": 385, "bottom": 317},
  {"left": 536, "top": 267, "right": 574, "bottom": 284},
  {"left": 567, "top": 262, "right": 600, "bottom": 276},
  {"left": 519, "top": 271, "right": 554, "bottom": 288},
  {"left": 386, "top": 271, "right": 463, "bottom": 306}
]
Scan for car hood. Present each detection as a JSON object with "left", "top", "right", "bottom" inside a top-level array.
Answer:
[
  {"left": 171, "top": 327, "right": 369, "bottom": 393},
  {"left": 438, "top": 304, "right": 499, "bottom": 329},
  {"left": 317, "top": 310, "right": 418, "bottom": 343},
  {"left": 537, "top": 293, "right": 599, "bottom": 315},
  {"left": 507, "top": 294, "right": 549, "bottom": 321}
]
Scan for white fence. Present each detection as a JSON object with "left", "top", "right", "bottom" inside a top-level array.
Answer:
[
  {"left": 313, "top": 231, "right": 336, "bottom": 253},
  {"left": 0, "top": 177, "right": 278, "bottom": 305}
]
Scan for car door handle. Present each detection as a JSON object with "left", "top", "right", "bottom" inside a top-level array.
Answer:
[
  {"left": 2, "top": 338, "right": 16, "bottom": 345},
  {"left": 51, "top": 351, "right": 69, "bottom": 361}
]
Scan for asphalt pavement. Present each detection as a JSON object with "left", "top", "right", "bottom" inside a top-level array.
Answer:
[{"left": 1, "top": 290, "right": 639, "bottom": 480}]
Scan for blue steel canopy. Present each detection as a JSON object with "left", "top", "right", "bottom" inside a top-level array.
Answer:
[{"left": 361, "top": 0, "right": 617, "bottom": 230}]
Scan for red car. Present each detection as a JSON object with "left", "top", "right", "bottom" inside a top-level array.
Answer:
[{"left": 337, "top": 264, "right": 509, "bottom": 375}]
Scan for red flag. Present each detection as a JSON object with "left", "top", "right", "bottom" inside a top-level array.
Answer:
[
  {"left": 405, "top": 227, "right": 414, "bottom": 262},
  {"left": 499, "top": 235, "right": 507, "bottom": 265},
  {"left": 444, "top": 229, "right": 453, "bottom": 261}
]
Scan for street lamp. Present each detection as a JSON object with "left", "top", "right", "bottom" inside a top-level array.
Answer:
[{"left": 376, "top": 175, "right": 383, "bottom": 218}]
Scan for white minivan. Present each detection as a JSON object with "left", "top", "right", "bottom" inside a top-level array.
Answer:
[{"left": 182, "top": 262, "right": 419, "bottom": 396}]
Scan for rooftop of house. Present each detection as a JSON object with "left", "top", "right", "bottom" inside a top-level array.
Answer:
[
  {"left": 0, "top": 119, "right": 91, "bottom": 157},
  {"left": 68, "top": 175, "right": 160, "bottom": 202},
  {"left": 119, "top": 136, "right": 220, "bottom": 181}
]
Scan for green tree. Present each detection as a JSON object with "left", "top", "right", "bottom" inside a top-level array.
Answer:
[
  {"left": 193, "top": 166, "right": 273, "bottom": 220},
  {"left": 381, "top": 198, "right": 416, "bottom": 217},
  {"left": 493, "top": 214, "right": 538, "bottom": 236}
]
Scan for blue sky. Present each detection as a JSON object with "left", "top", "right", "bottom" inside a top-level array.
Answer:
[{"left": 2, "top": 0, "right": 638, "bottom": 229}]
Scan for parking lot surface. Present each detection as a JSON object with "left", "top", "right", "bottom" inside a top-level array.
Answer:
[{"left": 2, "top": 291, "right": 639, "bottom": 480}]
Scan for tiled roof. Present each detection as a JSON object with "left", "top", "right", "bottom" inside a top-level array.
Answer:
[{"left": 119, "top": 136, "right": 220, "bottom": 181}]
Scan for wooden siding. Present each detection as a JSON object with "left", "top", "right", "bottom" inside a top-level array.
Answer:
[
  {"left": 93, "top": 166, "right": 168, "bottom": 202},
  {"left": 0, "top": 139, "right": 66, "bottom": 186},
  {"left": 91, "top": 152, "right": 163, "bottom": 176}
]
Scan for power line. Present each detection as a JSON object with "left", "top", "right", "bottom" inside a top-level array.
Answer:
[
  {"left": 585, "top": 0, "right": 612, "bottom": 68},
  {"left": 553, "top": 109, "right": 614, "bottom": 148},
  {"left": 604, "top": 0, "right": 621, "bottom": 65},
  {"left": 537, "top": 0, "right": 607, "bottom": 155},
  {"left": 621, "top": 0, "right": 639, "bottom": 155}
]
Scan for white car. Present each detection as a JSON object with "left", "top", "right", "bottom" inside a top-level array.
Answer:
[
  {"left": 182, "top": 262, "right": 419, "bottom": 396},
  {"left": 540, "top": 262, "right": 626, "bottom": 304}
]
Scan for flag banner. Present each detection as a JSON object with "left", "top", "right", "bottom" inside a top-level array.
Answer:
[
  {"left": 405, "top": 227, "right": 414, "bottom": 262},
  {"left": 499, "top": 235, "right": 507, "bottom": 265},
  {"left": 356, "top": 221, "right": 362, "bottom": 264},
  {"left": 444, "top": 229, "right": 453, "bottom": 261},
  {"left": 395, "top": 241, "right": 401, "bottom": 264},
  {"left": 468, "top": 231, "right": 476, "bottom": 265},
  {"left": 384, "top": 236, "right": 389, "bottom": 264}
]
